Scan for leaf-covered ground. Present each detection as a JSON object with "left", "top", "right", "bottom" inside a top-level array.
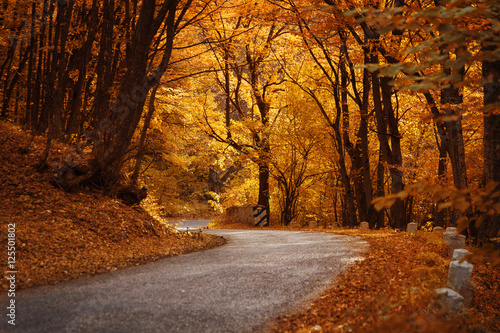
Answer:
[
  {"left": 265, "top": 229, "right": 500, "bottom": 333},
  {"left": 0, "top": 121, "right": 225, "bottom": 292}
]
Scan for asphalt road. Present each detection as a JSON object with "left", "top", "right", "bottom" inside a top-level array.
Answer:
[
  {"left": 170, "top": 219, "right": 211, "bottom": 232},
  {"left": 175, "top": 220, "right": 212, "bottom": 228},
  {"left": 1, "top": 227, "right": 367, "bottom": 333}
]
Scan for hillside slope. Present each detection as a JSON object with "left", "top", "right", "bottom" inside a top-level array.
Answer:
[{"left": 0, "top": 121, "right": 225, "bottom": 291}]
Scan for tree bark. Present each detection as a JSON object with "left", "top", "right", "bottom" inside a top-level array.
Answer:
[
  {"left": 57, "top": 0, "right": 188, "bottom": 191},
  {"left": 440, "top": 63, "right": 468, "bottom": 190},
  {"left": 208, "top": 162, "right": 243, "bottom": 194},
  {"left": 375, "top": 149, "right": 386, "bottom": 229},
  {"left": 371, "top": 59, "right": 406, "bottom": 229},
  {"left": 130, "top": 85, "right": 158, "bottom": 185},
  {"left": 480, "top": 42, "right": 500, "bottom": 243}
]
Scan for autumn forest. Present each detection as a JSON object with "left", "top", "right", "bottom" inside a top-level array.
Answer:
[{"left": 1, "top": 0, "right": 499, "bottom": 241}]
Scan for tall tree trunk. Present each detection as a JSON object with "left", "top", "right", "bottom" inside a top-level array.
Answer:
[
  {"left": 30, "top": 0, "right": 50, "bottom": 131},
  {"left": 91, "top": 0, "right": 117, "bottom": 131},
  {"left": 25, "top": 1, "right": 37, "bottom": 126},
  {"left": 65, "top": 0, "right": 99, "bottom": 139},
  {"left": 92, "top": 0, "right": 158, "bottom": 185},
  {"left": 2, "top": 43, "right": 32, "bottom": 119},
  {"left": 371, "top": 58, "right": 406, "bottom": 229},
  {"left": 333, "top": 134, "right": 357, "bottom": 227},
  {"left": 130, "top": 85, "right": 158, "bottom": 185},
  {"left": 340, "top": 61, "right": 365, "bottom": 223},
  {"left": 360, "top": 53, "right": 376, "bottom": 226},
  {"left": 338, "top": 40, "right": 375, "bottom": 226},
  {"left": 52, "top": 0, "right": 75, "bottom": 139},
  {"left": 248, "top": 46, "right": 272, "bottom": 219},
  {"left": 60, "top": 0, "right": 186, "bottom": 190},
  {"left": 340, "top": 59, "right": 367, "bottom": 223},
  {"left": 36, "top": 0, "right": 57, "bottom": 134},
  {"left": 435, "top": 129, "right": 449, "bottom": 227},
  {"left": 480, "top": 42, "right": 500, "bottom": 243},
  {"left": 257, "top": 141, "right": 271, "bottom": 214},
  {"left": 440, "top": 65, "right": 468, "bottom": 190},
  {"left": 381, "top": 77, "right": 406, "bottom": 229},
  {"left": 439, "top": 62, "right": 468, "bottom": 226},
  {"left": 375, "top": 149, "right": 385, "bottom": 229}
]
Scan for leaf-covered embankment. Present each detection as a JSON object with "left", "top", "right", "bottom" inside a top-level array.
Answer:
[
  {"left": 269, "top": 229, "right": 500, "bottom": 333},
  {"left": 0, "top": 121, "right": 225, "bottom": 292}
]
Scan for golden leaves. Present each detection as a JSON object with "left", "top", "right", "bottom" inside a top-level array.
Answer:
[
  {"left": 373, "top": 179, "right": 500, "bottom": 231},
  {"left": 372, "top": 191, "right": 408, "bottom": 211}
]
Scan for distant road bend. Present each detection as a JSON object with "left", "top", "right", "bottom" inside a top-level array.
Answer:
[{"left": 1, "top": 223, "right": 367, "bottom": 333}]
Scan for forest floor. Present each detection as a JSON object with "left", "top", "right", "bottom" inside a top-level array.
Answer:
[
  {"left": 0, "top": 121, "right": 225, "bottom": 292},
  {"left": 212, "top": 222, "right": 499, "bottom": 332}
]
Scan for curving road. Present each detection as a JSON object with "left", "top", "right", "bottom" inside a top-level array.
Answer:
[{"left": 1, "top": 227, "right": 367, "bottom": 333}]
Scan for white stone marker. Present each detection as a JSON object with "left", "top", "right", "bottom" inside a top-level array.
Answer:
[
  {"left": 308, "top": 220, "right": 318, "bottom": 228},
  {"left": 433, "top": 226, "right": 444, "bottom": 232},
  {"left": 448, "top": 248, "right": 476, "bottom": 308},
  {"left": 447, "top": 259, "right": 473, "bottom": 291},
  {"left": 431, "top": 288, "right": 464, "bottom": 314},
  {"left": 360, "top": 221, "right": 369, "bottom": 230},
  {"left": 407, "top": 222, "right": 417, "bottom": 233},
  {"left": 452, "top": 249, "right": 471, "bottom": 262},
  {"left": 446, "top": 227, "right": 458, "bottom": 233},
  {"left": 443, "top": 229, "right": 458, "bottom": 243},
  {"left": 447, "top": 234, "right": 466, "bottom": 257}
]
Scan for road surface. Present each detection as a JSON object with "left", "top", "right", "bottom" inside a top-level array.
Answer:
[
  {"left": 1, "top": 227, "right": 367, "bottom": 333},
  {"left": 169, "top": 219, "right": 211, "bottom": 232}
]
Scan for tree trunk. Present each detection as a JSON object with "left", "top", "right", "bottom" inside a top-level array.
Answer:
[
  {"left": 2, "top": 43, "right": 32, "bottom": 119},
  {"left": 375, "top": 149, "right": 385, "bottom": 229},
  {"left": 435, "top": 139, "right": 449, "bottom": 227},
  {"left": 338, "top": 43, "right": 375, "bottom": 226},
  {"left": 91, "top": 0, "right": 118, "bottom": 132},
  {"left": 340, "top": 59, "right": 367, "bottom": 223},
  {"left": 208, "top": 162, "right": 243, "bottom": 194},
  {"left": 58, "top": 0, "right": 185, "bottom": 190},
  {"left": 278, "top": 181, "right": 295, "bottom": 226},
  {"left": 334, "top": 134, "right": 358, "bottom": 227},
  {"left": 371, "top": 59, "right": 406, "bottom": 229},
  {"left": 130, "top": 85, "right": 158, "bottom": 185},
  {"left": 440, "top": 63, "right": 468, "bottom": 190},
  {"left": 248, "top": 47, "right": 272, "bottom": 219},
  {"left": 381, "top": 77, "right": 406, "bottom": 229},
  {"left": 25, "top": 1, "right": 37, "bottom": 126},
  {"left": 257, "top": 147, "right": 271, "bottom": 214},
  {"left": 480, "top": 43, "right": 500, "bottom": 243}
]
